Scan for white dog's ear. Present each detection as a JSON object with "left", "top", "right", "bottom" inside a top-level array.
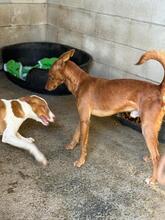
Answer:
[{"left": 59, "top": 49, "right": 75, "bottom": 63}]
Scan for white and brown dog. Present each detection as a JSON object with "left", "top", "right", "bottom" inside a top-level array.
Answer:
[{"left": 0, "top": 95, "right": 55, "bottom": 165}]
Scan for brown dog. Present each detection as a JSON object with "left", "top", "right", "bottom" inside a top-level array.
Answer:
[{"left": 45, "top": 49, "right": 165, "bottom": 184}]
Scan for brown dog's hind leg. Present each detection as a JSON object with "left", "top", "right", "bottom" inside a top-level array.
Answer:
[
  {"left": 141, "top": 108, "right": 163, "bottom": 184},
  {"left": 158, "top": 154, "right": 165, "bottom": 185},
  {"left": 74, "top": 120, "right": 90, "bottom": 167},
  {"left": 65, "top": 123, "right": 80, "bottom": 150},
  {"left": 142, "top": 126, "right": 160, "bottom": 184}
]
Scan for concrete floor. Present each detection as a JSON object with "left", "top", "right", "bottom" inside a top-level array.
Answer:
[{"left": 0, "top": 70, "right": 165, "bottom": 220}]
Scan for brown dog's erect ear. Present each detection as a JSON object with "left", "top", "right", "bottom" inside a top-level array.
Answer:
[{"left": 59, "top": 49, "right": 75, "bottom": 63}]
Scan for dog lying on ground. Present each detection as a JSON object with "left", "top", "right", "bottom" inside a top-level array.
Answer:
[
  {"left": 0, "top": 95, "right": 55, "bottom": 165},
  {"left": 45, "top": 49, "right": 165, "bottom": 184}
]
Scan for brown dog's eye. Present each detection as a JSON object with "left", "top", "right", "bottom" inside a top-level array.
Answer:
[{"left": 49, "top": 76, "right": 54, "bottom": 81}]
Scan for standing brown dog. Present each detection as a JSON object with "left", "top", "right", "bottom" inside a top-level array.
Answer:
[{"left": 45, "top": 49, "right": 165, "bottom": 184}]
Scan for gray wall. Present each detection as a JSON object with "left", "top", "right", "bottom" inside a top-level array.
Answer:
[
  {"left": 0, "top": 0, "right": 47, "bottom": 48},
  {"left": 1, "top": 0, "right": 165, "bottom": 83},
  {"left": 47, "top": 0, "right": 165, "bottom": 83}
]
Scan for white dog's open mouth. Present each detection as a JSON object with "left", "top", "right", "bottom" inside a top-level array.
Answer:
[{"left": 40, "top": 115, "right": 50, "bottom": 126}]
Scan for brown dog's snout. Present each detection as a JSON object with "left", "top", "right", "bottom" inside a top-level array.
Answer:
[
  {"left": 45, "top": 81, "right": 56, "bottom": 91},
  {"left": 45, "top": 83, "right": 50, "bottom": 91}
]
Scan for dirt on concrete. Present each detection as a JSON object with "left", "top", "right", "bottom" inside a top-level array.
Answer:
[{"left": 0, "top": 71, "right": 165, "bottom": 220}]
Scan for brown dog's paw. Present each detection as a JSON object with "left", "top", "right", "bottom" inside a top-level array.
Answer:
[
  {"left": 74, "top": 159, "right": 85, "bottom": 168},
  {"left": 145, "top": 177, "right": 157, "bottom": 185},
  {"left": 143, "top": 155, "right": 151, "bottom": 162},
  {"left": 65, "top": 143, "right": 75, "bottom": 150}
]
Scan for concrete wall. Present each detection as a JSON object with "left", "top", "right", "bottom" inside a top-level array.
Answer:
[
  {"left": 0, "top": 0, "right": 47, "bottom": 48},
  {"left": 1, "top": 1, "right": 165, "bottom": 83},
  {"left": 47, "top": 0, "right": 165, "bottom": 83}
]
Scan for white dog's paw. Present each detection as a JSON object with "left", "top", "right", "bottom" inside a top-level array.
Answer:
[
  {"left": 36, "top": 153, "right": 48, "bottom": 166},
  {"left": 40, "top": 157, "right": 48, "bottom": 166},
  {"left": 26, "top": 137, "right": 35, "bottom": 143}
]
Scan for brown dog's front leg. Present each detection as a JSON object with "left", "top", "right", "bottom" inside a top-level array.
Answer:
[
  {"left": 65, "top": 123, "right": 80, "bottom": 150},
  {"left": 74, "top": 120, "right": 90, "bottom": 167}
]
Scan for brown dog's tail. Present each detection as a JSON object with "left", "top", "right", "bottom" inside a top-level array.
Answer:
[{"left": 136, "top": 50, "right": 165, "bottom": 89}]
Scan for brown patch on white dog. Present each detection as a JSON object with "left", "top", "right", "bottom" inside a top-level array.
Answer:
[
  {"left": 0, "top": 100, "right": 6, "bottom": 134},
  {"left": 11, "top": 100, "right": 25, "bottom": 118}
]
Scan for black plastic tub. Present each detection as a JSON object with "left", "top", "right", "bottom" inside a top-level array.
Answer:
[{"left": 1, "top": 42, "right": 92, "bottom": 95}]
